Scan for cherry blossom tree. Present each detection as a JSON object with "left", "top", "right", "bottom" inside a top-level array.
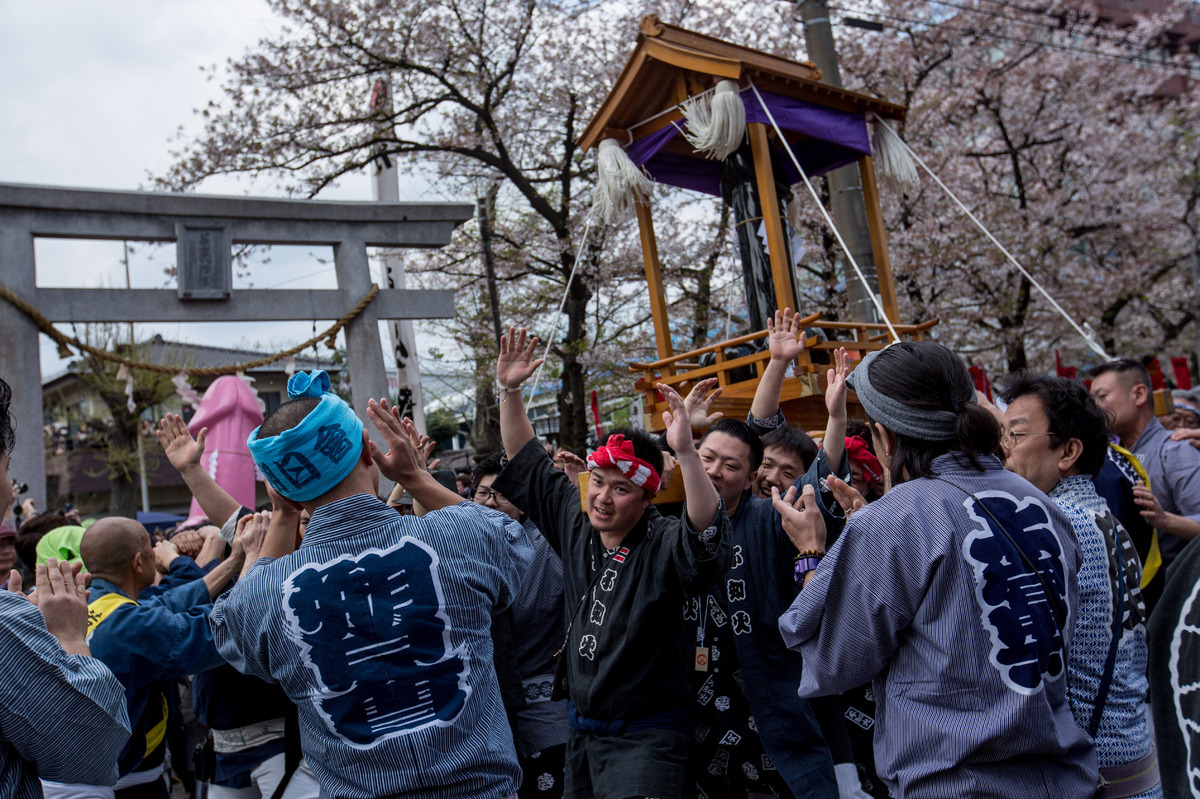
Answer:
[
  {"left": 829, "top": 0, "right": 1200, "bottom": 373},
  {"left": 161, "top": 0, "right": 809, "bottom": 449}
]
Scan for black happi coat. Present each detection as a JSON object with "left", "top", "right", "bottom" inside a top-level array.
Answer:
[
  {"left": 494, "top": 438, "right": 731, "bottom": 721},
  {"left": 688, "top": 451, "right": 846, "bottom": 798}
]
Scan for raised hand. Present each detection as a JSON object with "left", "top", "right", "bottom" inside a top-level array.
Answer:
[
  {"left": 658, "top": 382, "right": 695, "bottom": 457},
  {"left": 766, "top": 308, "right": 808, "bottom": 364},
  {"left": 554, "top": 449, "right": 588, "bottom": 483},
  {"left": 770, "top": 484, "right": 828, "bottom": 554},
  {"left": 682, "top": 378, "right": 724, "bottom": 430},
  {"left": 156, "top": 414, "right": 206, "bottom": 473},
  {"left": 366, "top": 399, "right": 427, "bottom": 484},
  {"left": 825, "top": 347, "right": 850, "bottom": 419},
  {"left": 35, "top": 559, "right": 91, "bottom": 656},
  {"left": 497, "top": 327, "right": 544, "bottom": 390}
]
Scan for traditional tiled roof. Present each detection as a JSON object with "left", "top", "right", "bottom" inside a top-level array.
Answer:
[{"left": 128, "top": 334, "right": 339, "bottom": 374}]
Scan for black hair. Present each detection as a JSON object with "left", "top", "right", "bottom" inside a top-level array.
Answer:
[
  {"left": 863, "top": 341, "right": 1000, "bottom": 481},
  {"left": 846, "top": 419, "right": 875, "bottom": 453},
  {"left": 1089, "top": 359, "right": 1153, "bottom": 393},
  {"left": 257, "top": 397, "right": 321, "bottom": 439},
  {"left": 470, "top": 452, "right": 506, "bottom": 496},
  {"left": 0, "top": 377, "right": 14, "bottom": 456},
  {"left": 998, "top": 373, "right": 1111, "bottom": 478},
  {"left": 761, "top": 426, "right": 818, "bottom": 472},
  {"left": 699, "top": 418, "right": 764, "bottom": 471}
]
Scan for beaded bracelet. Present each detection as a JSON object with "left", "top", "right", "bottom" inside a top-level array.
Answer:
[{"left": 794, "top": 549, "right": 825, "bottom": 560}]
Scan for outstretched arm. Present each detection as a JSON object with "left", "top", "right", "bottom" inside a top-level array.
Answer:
[
  {"left": 497, "top": 327, "right": 544, "bottom": 460},
  {"left": 660, "top": 382, "right": 719, "bottom": 529},
  {"left": 750, "top": 308, "right": 807, "bottom": 422},
  {"left": 155, "top": 414, "right": 241, "bottom": 525},
  {"left": 368, "top": 401, "right": 465, "bottom": 512},
  {"left": 822, "top": 348, "right": 850, "bottom": 476}
]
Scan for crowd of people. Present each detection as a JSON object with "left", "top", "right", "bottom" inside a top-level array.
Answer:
[{"left": 3, "top": 311, "right": 1200, "bottom": 799}]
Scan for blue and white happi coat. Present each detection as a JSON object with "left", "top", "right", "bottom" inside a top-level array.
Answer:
[
  {"left": 210, "top": 494, "right": 533, "bottom": 799},
  {"left": 780, "top": 454, "right": 1098, "bottom": 798},
  {"left": 1049, "top": 474, "right": 1159, "bottom": 797}
]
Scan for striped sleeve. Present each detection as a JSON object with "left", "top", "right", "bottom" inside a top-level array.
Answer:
[{"left": 0, "top": 593, "right": 131, "bottom": 786}]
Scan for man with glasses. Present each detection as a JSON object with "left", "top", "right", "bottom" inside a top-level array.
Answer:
[
  {"left": 471, "top": 453, "right": 568, "bottom": 799},
  {"left": 999, "top": 374, "right": 1159, "bottom": 798}
]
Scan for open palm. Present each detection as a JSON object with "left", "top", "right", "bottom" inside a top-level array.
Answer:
[
  {"left": 767, "top": 308, "right": 807, "bottom": 363},
  {"left": 497, "top": 326, "right": 544, "bottom": 390}
]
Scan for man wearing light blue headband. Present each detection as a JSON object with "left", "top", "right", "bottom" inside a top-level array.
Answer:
[{"left": 213, "top": 371, "right": 534, "bottom": 799}]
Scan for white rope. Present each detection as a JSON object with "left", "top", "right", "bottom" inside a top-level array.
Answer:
[
  {"left": 748, "top": 81, "right": 900, "bottom": 342},
  {"left": 872, "top": 116, "right": 1114, "bottom": 363},
  {"left": 525, "top": 212, "right": 597, "bottom": 404},
  {"left": 622, "top": 85, "right": 721, "bottom": 136}
]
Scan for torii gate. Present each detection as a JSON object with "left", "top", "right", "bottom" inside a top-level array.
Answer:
[{"left": 0, "top": 183, "right": 474, "bottom": 508}]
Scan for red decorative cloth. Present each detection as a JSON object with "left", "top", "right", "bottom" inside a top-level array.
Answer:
[
  {"left": 586, "top": 434, "right": 662, "bottom": 495},
  {"left": 845, "top": 436, "right": 882, "bottom": 491}
]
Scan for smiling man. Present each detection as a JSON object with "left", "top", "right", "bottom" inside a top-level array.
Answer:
[
  {"left": 492, "top": 328, "right": 729, "bottom": 799},
  {"left": 1000, "top": 374, "right": 1159, "bottom": 798}
]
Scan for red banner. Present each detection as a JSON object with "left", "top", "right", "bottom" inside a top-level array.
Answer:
[{"left": 1172, "top": 356, "right": 1192, "bottom": 390}]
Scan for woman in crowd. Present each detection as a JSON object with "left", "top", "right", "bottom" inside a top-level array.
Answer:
[{"left": 775, "top": 341, "right": 1098, "bottom": 798}]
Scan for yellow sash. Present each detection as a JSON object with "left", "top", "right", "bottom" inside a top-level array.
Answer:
[
  {"left": 86, "top": 592, "right": 166, "bottom": 758},
  {"left": 1109, "top": 443, "right": 1163, "bottom": 587},
  {"left": 143, "top": 692, "right": 169, "bottom": 759},
  {"left": 86, "top": 592, "right": 136, "bottom": 639}
]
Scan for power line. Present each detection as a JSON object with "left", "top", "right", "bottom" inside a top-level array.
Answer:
[{"left": 834, "top": 3, "right": 1200, "bottom": 77}]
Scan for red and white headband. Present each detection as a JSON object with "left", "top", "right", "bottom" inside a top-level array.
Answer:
[{"left": 587, "top": 434, "right": 661, "bottom": 495}]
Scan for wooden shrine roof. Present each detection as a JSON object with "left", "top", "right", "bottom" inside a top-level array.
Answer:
[{"left": 579, "top": 15, "right": 908, "bottom": 152}]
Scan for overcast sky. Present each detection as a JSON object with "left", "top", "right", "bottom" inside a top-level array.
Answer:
[{"left": 1, "top": 0, "right": 458, "bottom": 386}]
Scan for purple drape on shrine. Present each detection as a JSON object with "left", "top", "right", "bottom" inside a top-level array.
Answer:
[{"left": 624, "top": 89, "right": 871, "bottom": 197}]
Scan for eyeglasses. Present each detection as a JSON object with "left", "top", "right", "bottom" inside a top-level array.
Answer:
[
  {"left": 999, "top": 428, "right": 1055, "bottom": 449},
  {"left": 473, "top": 487, "right": 507, "bottom": 503}
]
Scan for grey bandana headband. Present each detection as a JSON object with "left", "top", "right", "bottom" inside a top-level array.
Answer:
[{"left": 846, "top": 348, "right": 973, "bottom": 441}]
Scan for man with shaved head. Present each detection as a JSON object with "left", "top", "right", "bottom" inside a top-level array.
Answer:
[{"left": 41, "top": 515, "right": 254, "bottom": 799}]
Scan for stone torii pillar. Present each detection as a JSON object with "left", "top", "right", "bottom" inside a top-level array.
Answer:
[{"left": 0, "top": 183, "right": 474, "bottom": 509}]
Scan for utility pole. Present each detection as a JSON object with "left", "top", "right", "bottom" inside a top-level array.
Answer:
[
  {"left": 124, "top": 242, "right": 150, "bottom": 513},
  {"left": 369, "top": 76, "right": 427, "bottom": 433},
  {"left": 473, "top": 184, "right": 505, "bottom": 455},
  {"left": 798, "top": 0, "right": 881, "bottom": 323},
  {"left": 478, "top": 185, "right": 503, "bottom": 346}
]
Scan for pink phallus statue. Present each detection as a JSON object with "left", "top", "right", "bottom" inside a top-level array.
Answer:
[{"left": 187, "top": 376, "right": 264, "bottom": 520}]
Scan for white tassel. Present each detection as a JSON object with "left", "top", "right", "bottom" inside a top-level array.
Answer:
[
  {"left": 172, "top": 372, "right": 201, "bottom": 410},
  {"left": 682, "top": 80, "right": 745, "bottom": 160},
  {"left": 592, "top": 138, "right": 655, "bottom": 223},
  {"left": 870, "top": 116, "right": 920, "bottom": 194},
  {"left": 116, "top": 365, "right": 136, "bottom": 415}
]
